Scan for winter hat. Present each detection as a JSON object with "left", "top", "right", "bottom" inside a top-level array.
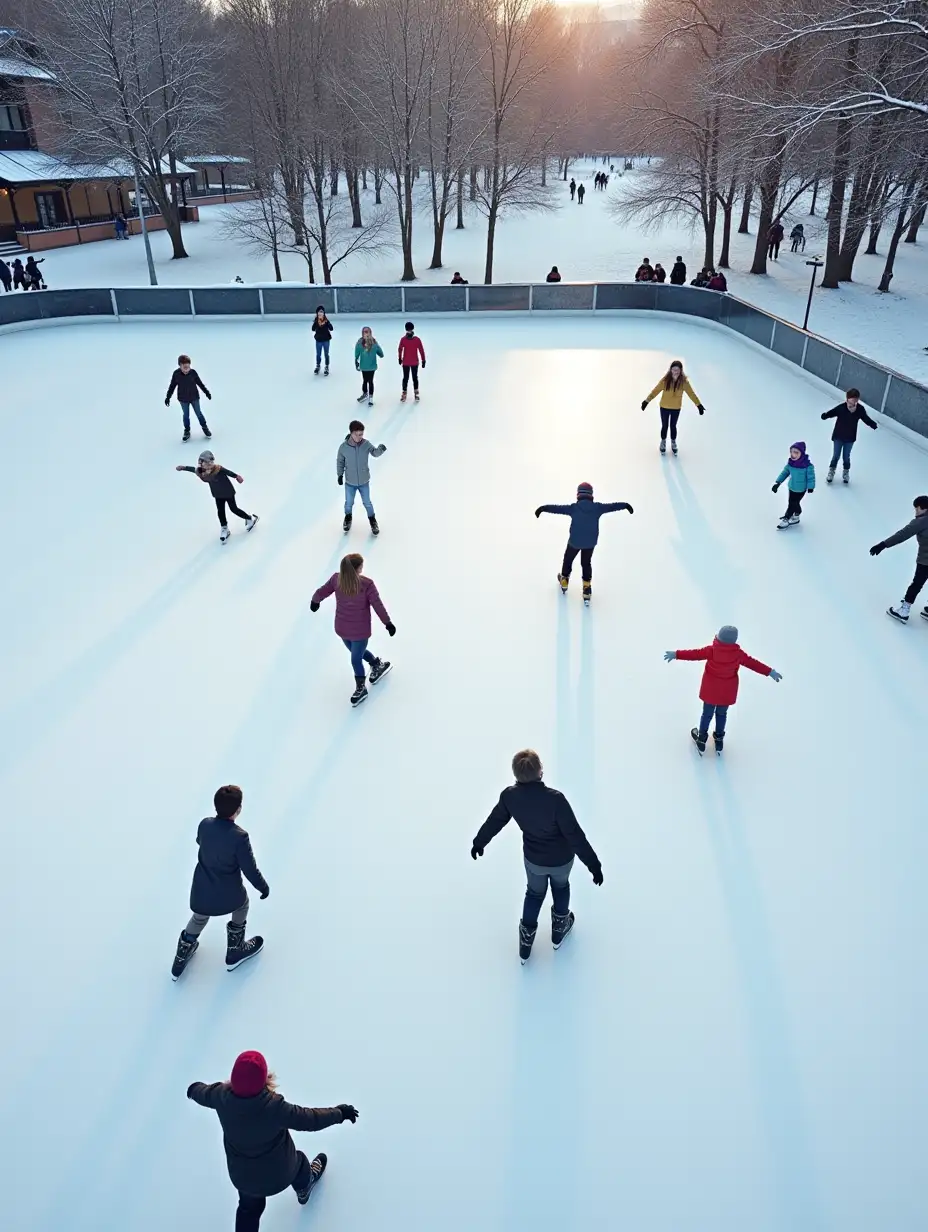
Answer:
[
  {"left": 717, "top": 625, "right": 739, "bottom": 644},
  {"left": 789, "top": 441, "right": 811, "bottom": 467},
  {"left": 230, "top": 1051, "right": 268, "bottom": 1097},
  {"left": 198, "top": 450, "right": 215, "bottom": 465},
  {"left": 404, "top": 321, "right": 414, "bottom": 331},
  {"left": 577, "top": 482, "right": 594, "bottom": 500}
]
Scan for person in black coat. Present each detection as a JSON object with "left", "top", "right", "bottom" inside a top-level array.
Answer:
[
  {"left": 821, "top": 387, "right": 877, "bottom": 483},
  {"left": 24, "top": 255, "right": 44, "bottom": 289},
  {"left": 472, "top": 748, "right": 603, "bottom": 962},
  {"left": 11, "top": 257, "right": 26, "bottom": 290},
  {"left": 188, "top": 1049, "right": 359, "bottom": 1232},
  {"left": 569, "top": 177, "right": 576, "bottom": 200},
  {"left": 669, "top": 257, "right": 687, "bottom": 285},
  {"left": 175, "top": 450, "right": 258, "bottom": 543},
  {"left": 311, "top": 305, "right": 333, "bottom": 374},
  {"left": 170, "top": 785, "right": 268, "bottom": 979},
  {"left": 546, "top": 265, "right": 561, "bottom": 282},
  {"left": 0, "top": 258, "right": 11, "bottom": 292},
  {"left": 535, "top": 481, "right": 634, "bottom": 601},
  {"left": 165, "top": 353, "right": 212, "bottom": 441}
]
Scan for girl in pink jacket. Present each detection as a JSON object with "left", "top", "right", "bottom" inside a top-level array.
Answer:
[
  {"left": 398, "top": 321, "right": 426, "bottom": 402},
  {"left": 310, "top": 553, "right": 396, "bottom": 706}
]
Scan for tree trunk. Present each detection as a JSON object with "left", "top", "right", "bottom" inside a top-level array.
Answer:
[
  {"left": 456, "top": 167, "right": 464, "bottom": 229},
  {"left": 469, "top": 164, "right": 477, "bottom": 201},
  {"left": 718, "top": 182, "right": 736, "bottom": 268},
  {"left": 329, "top": 157, "right": 339, "bottom": 195},
  {"left": 484, "top": 206, "right": 497, "bottom": 283},
  {"left": 820, "top": 117, "right": 852, "bottom": 288},
  {"left": 272, "top": 245, "right": 282, "bottom": 281},
  {"left": 737, "top": 180, "right": 753, "bottom": 234},
  {"left": 879, "top": 179, "right": 917, "bottom": 291},
  {"left": 374, "top": 164, "right": 382, "bottom": 205},
  {"left": 540, "top": 157, "right": 546, "bottom": 187},
  {"left": 809, "top": 177, "right": 819, "bottom": 216},
  {"left": 904, "top": 201, "right": 925, "bottom": 243},
  {"left": 562, "top": 158, "right": 570, "bottom": 181},
  {"left": 362, "top": 166, "right": 368, "bottom": 190},
  {"left": 865, "top": 216, "right": 882, "bottom": 255},
  {"left": 400, "top": 163, "right": 415, "bottom": 281},
  {"left": 350, "top": 167, "right": 362, "bottom": 227}
]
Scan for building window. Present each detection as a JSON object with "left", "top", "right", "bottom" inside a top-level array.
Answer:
[
  {"left": 0, "top": 105, "right": 28, "bottom": 131},
  {"left": 35, "top": 191, "right": 66, "bottom": 228}
]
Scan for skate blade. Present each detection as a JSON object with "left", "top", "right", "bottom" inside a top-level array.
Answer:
[
  {"left": 226, "top": 947, "right": 263, "bottom": 972},
  {"left": 350, "top": 693, "right": 369, "bottom": 708},
  {"left": 887, "top": 608, "right": 909, "bottom": 623}
]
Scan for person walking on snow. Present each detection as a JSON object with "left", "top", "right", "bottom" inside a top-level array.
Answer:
[
  {"left": 166, "top": 353, "right": 212, "bottom": 441},
  {"left": 569, "top": 178, "right": 576, "bottom": 200},
  {"left": 11, "top": 257, "right": 26, "bottom": 290},
  {"left": 337, "top": 420, "right": 386, "bottom": 534},
  {"left": 354, "top": 326, "right": 383, "bottom": 405},
  {"left": 577, "top": 182, "right": 585, "bottom": 203},
  {"left": 772, "top": 441, "right": 815, "bottom": 529},
  {"left": 767, "top": 220, "right": 785, "bottom": 259},
  {"left": 176, "top": 450, "right": 258, "bottom": 543},
  {"left": 310, "top": 552, "right": 395, "bottom": 707},
  {"left": 170, "top": 784, "right": 268, "bottom": 980},
  {"left": 664, "top": 626, "right": 782, "bottom": 754},
  {"left": 0, "top": 258, "right": 11, "bottom": 292},
  {"left": 187, "top": 1050, "right": 359, "bottom": 1232},
  {"left": 821, "top": 387, "right": 877, "bottom": 483},
  {"left": 311, "top": 305, "right": 333, "bottom": 375},
  {"left": 471, "top": 747, "right": 603, "bottom": 964},
  {"left": 669, "top": 256, "right": 687, "bottom": 285},
  {"left": 870, "top": 495, "right": 928, "bottom": 623},
  {"left": 790, "top": 223, "right": 805, "bottom": 252},
  {"left": 535, "top": 481, "right": 634, "bottom": 605},
  {"left": 398, "top": 321, "right": 426, "bottom": 401},
  {"left": 641, "top": 360, "right": 704, "bottom": 454}
]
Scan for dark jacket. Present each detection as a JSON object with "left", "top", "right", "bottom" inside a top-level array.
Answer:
[
  {"left": 189, "top": 815, "right": 269, "bottom": 916},
  {"left": 536, "top": 497, "right": 632, "bottom": 549},
  {"left": 821, "top": 402, "right": 877, "bottom": 442},
  {"left": 311, "top": 316, "right": 333, "bottom": 342},
  {"left": 187, "top": 1082, "right": 345, "bottom": 1196},
  {"left": 669, "top": 260, "right": 687, "bottom": 285},
  {"left": 474, "top": 781, "right": 600, "bottom": 873},
  {"left": 167, "top": 367, "right": 210, "bottom": 403},
  {"left": 178, "top": 464, "right": 239, "bottom": 501},
  {"left": 653, "top": 266, "right": 666, "bottom": 283},
  {"left": 880, "top": 511, "right": 928, "bottom": 566},
  {"left": 546, "top": 271, "right": 561, "bottom": 282},
  {"left": 0, "top": 259, "right": 11, "bottom": 286}
]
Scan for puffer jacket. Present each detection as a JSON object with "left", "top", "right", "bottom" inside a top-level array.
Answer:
[
  {"left": 879, "top": 510, "right": 928, "bottom": 565},
  {"left": 536, "top": 497, "right": 632, "bottom": 549},
  {"left": 675, "top": 639, "right": 772, "bottom": 706},
  {"left": 775, "top": 462, "right": 816, "bottom": 493},
  {"left": 354, "top": 340, "right": 384, "bottom": 371},
  {"left": 311, "top": 574, "right": 391, "bottom": 640},
  {"left": 644, "top": 376, "right": 701, "bottom": 411},
  {"left": 336, "top": 436, "right": 386, "bottom": 487}
]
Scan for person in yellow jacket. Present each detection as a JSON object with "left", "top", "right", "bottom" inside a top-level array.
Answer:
[{"left": 641, "top": 360, "right": 705, "bottom": 455}]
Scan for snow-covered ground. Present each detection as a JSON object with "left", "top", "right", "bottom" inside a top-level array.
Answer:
[
  {"left": 33, "top": 158, "right": 928, "bottom": 384},
  {"left": 3, "top": 313, "right": 927, "bottom": 1232}
]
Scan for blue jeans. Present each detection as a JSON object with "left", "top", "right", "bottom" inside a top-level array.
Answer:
[
  {"left": 180, "top": 399, "right": 207, "bottom": 431},
  {"left": 344, "top": 482, "right": 375, "bottom": 516},
  {"left": 342, "top": 638, "right": 377, "bottom": 678},
  {"left": 522, "top": 857, "right": 573, "bottom": 924},
  {"left": 315, "top": 339, "right": 330, "bottom": 367},
  {"left": 829, "top": 439, "right": 854, "bottom": 469},
  {"left": 699, "top": 702, "right": 729, "bottom": 738}
]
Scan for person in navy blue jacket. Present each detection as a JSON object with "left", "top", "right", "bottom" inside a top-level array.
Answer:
[{"left": 535, "top": 481, "right": 634, "bottom": 601}]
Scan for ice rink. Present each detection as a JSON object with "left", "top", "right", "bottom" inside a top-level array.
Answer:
[{"left": 3, "top": 312, "right": 927, "bottom": 1232}]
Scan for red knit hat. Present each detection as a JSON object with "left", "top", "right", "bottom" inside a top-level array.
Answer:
[
  {"left": 230, "top": 1051, "right": 268, "bottom": 1097},
  {"left": 577, "top": 481, "right": 593, "bottom": 499}
]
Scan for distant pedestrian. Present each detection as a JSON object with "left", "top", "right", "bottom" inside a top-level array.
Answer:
[
  {"left": 767, "top": 220, "right": 785, "bottom": 259},
  {"left": 24, "top": 255, "right": 44, "bottom": 289},
  {"left": 569, "top": 178, "right": 576, "bottom": 201},
  {"left": 669, "top": 256, "right": 687, "bottom": 285},
  {"left": 634, "top": 258, "right": 653, "bottom": 282},
  {"left": 707, "top": 270, "right": 727, "bottom": 291},
  {"left": 312, "top": 305, "right": 333, "bottom": 375},
  {"left": 450, "top": 271, "right": 468, "bottom": 285},
  {"left": 11, "top": 258, "right": 26, "bottom": 291},
  {"left": 577, "top": 183, "right": 585, "bottom": 204},
  {"left": 0, "top": 258, "right": 11, "bottom": 292},
  {"left": 653, "top": 262, "right": 666, "bottom": 283},
  {"left": 114, "top": 213, "right": 128, "bottom": 240},
  {"left": 789, "top": 223, "right": 805, "bottom": 253},
  {"left": 691, "top": 269, "right": 710, "bottom": 288},
  {"left": 546, "top": 266, "right": 561, "bottom": 283}
]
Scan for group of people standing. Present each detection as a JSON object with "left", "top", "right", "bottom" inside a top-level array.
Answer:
[
  {"left": 635, "top": 256, "right": 727, "bottom": 291},
  {"left": 0, "top": 254, "right": 45, "bottom": 292}
]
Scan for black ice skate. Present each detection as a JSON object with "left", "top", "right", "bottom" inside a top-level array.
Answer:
[
  {"left": 183, "top": 427, "right": 191, "bottom": 442},
  {"left": 401, "top": 389, "right": 407, "bottom": 402},
  {"left": 659, "top": 440, "right": 666, "bottom": 454},
  {"left": 671, "top": 440, "right": 678, "bottom": 455},
  {"left": 691, "top": 728, "right": 707, "bottom": 754},
  {"left": 171, "top": 931, "right": 199, "bottom": 981},
  {"left": 343, "top": 513, "right": 352, "bottom": 533},
  {"left": 225, "top": 921, "right": 264, "bottom": 971},
  {"left": 356, "top": 392, "right": 367, "bottom": 403},
  {"left": 369, "top": 515, "right": 380, "bottom": 536},
  {"left": 324, "top": 366, "right": 329, "bottom": 376},
  {"left": 888, "top": 601, "right": 911, "bottom": 623},
  {"left": 351, "top": 675, "right": 369, "bottom": 707},
  {"left": 202, "top": 425, "right": 212, "bottom": 438},
  {"left": 414, "top": 390, "right": 420, "bottom": 402},
  {"left": 296, "top": 1154, "right": 328, "bottom": 1205},
  {"left": 519, "top": 920, "right": 537, "bottom": 964},
  {"left": 369, "top": 658, "right": 392, "bottom": 685},
  {"left": 713, "top": 731, "right": 724, "bottom": 755},
  {"left": 583, "top": 582, "right": 592, "bottom": 607},
  {"left": 314, "top": 365, "right": 320, "bottom": 375},
  {"left": 921, "top": 605, "right": 928, "bottom": 622},
  {"left": 551, "top": 910, "right": 575, "bottom": 949}
]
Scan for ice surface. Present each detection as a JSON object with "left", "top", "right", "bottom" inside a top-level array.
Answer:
[{"left": 3, "top": 314, "right": 927, "bottom": 1232}]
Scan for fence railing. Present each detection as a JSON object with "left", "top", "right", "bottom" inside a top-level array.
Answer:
[{"left": 1, "top": 281, "right": 925, "bottom": 438}]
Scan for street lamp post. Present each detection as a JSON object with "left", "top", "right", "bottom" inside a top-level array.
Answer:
[{"left": 802, "top": 257, "right": 823, "bottom": 331}]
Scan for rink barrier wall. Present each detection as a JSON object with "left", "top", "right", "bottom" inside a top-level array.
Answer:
[{"left": 2, "top": 282, "right": 926, "bottom": 438}]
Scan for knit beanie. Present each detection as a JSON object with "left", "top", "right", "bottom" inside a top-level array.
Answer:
[
  {"left": 717, "top": 625, "right": 739, "bottom": 644},
  {"left": 577, "top": 482, "right": 593, "bottom": 500},
  {"left": 230, "top": 1050, "right": 268, "bottom": 1097}
]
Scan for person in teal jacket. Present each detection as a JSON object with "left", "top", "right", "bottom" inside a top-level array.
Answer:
[
  {"left": 354, "top": 326, "right": 384, "bottom": 406},
  {"left": 772, "top": 441, "right": 815, "bottom": 529}
]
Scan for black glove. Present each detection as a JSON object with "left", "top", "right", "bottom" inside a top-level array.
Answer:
[
  {"left": 820, "top": 412, "right": 828, "bottom": 419},
  {"left": 870, "top": 543, "right": 884, "bottom": 556},
  {"left": 164, "top": 397, "right": 170, "bottom": 406},
  {"left": 310, "top": 600, "right": 320, "bottom": 612},
  {"left": 260, "top": 888, "right": 269, "bottom": 900},
  {"left": 205, "top": 391, "right": 212, "bottom": 400},
  {"left": 471, "top": 843, "right": 484, "bottom": 860},
  {"left": 386, "top": 623, "right": 396, "bottom": 636},
  {"left": 422, "top": 360, "right": 426, "bottom": 368},
  {"left": 534, "top": 507, "right": 542, "bottom": 518},
  {"left": 640, "top": 400, "right": 648, "bottom": 411},
  {"left": 697, "top": 404, "right": 705, "bottom": 415},
  {"left": 355, "top": 362, "right": 360, "bottom": 371},
  {"left": 338, "top": 1104, "right": 359, "bottom": 1124},
  {"left": 337, "top": 474, "right": 343, "bottom": 486},
  {"left": 592, "top": 868, "right": 604, "bottom": 886},
  {"left": 379, "top": 444, "right": 387, "bottom": 452},
  {"left": 625, "top": 504, "right": 634, "bottom": 514},
  {"left": 771, "top": 483, "right": 779, "bottom": 493}
]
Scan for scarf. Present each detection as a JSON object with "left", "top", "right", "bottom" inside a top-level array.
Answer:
[{"left": 788, "top": 441, "right": 811, "bottom": 468}]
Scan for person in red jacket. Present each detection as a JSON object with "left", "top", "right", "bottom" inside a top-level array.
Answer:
[
  {"left": 664, "top": 625, "right": 782, "bottom": 753},
  {"left": 310, "top": 552, "right": 395, "bottom": 707},
  {"left": 398, "top": 321, "right": 426, "bottom": 402}
]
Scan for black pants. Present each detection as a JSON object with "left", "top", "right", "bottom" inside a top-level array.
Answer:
[
  {"left": 0, "top": 279, "right": 10, "bottom": 293},
  {"left": 215, "top": 496, "right": 249, "bottom": 527},
  {"left": 362, "top": 371, "right": 375, "bottom": 396},
  {"left": 402, "top": 364, "right": 419, "bottom": 391},
  {"left": 904, "top": 563, "right": 928, "bottom": 605},
  {"left": 660, "top": 407, "right": 680, "bottom": 440},
  {"left": 785, "top": 490, "right": 804, "bottom": 518},
  {"left": 767, "top": 239, "right": 781, "bottom": 259},
  {"left": 562, "top": 544, "right": 594, "bottom": 582},
  {"left": 235, "top": 1152, "right": 314, "bottom": 1231}
]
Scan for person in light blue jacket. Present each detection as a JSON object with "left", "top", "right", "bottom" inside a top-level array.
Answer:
[
  {"left": 354, "top": 326, "right": 384, "bottom": 406},
  {"left": 772, "top": 441, "right": 815, "bottom": 529}
]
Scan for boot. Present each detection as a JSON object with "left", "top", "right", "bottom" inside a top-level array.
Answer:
[
  {"left": 296, "top": 1154, "right": 328, "bottom": 1205},
  {"left": 225, "top": 921, "right": 264, "bottom": 971},
  {"left": 659, "top": 440, "right": 666, "bottom": 454},
  {"left": 691, "top": 728, "right": 707, "bottom": 753},
  {"left": 220, "top": 525, "right": 230, "bottom": 543},
  {"left": 356, "top": 392, "right": 367, "bottom": 403},
  {"left": 582, "top": 581, "right": 592, "bottom": 606},
  {"left": 171, "top": 931, "right": 199, "bottom": 981},
  {"left": 888, "top": 600, "right": 911, "bottom": 623},
  {"left": 558, "top": 573, "right": 569, "bottom": 594},
  {"left": 519, "top": 919, "right": 537, "bottom": 964},
  {"left": 343, "top": 513, "right": 352, "bottom": 533},
  {"left": 369, "top": 515, "right": 380, "bottom": 536},
  {"left": 671, "top": 440, "right": 678, "bottom": 455},
  {"left": 369, "top": 658, "right": 392, "bottom": 684},
  {"left": 245, "top": 514, "right": 259, "bottom": 532},
  {"left": 551, "top": 909, "right": 574, "bottom": 949},
  {"left": 713, "top": 731, "right": 724, "bottom": 754},
  {"left": 202, "top": 424, "right": 212, "bottom": 438},
  {"left": 842, "top": 468, "right": 850, "bottom": 484},
  {"left": 350, "top": 675, "right": 369, "bottom": 707},
  {"left": 826, "top": 466, "right": 835, "bottom": 483},
  {"left": 314, "top": 364, "right": 320, "bottom": 375},
  {"left": 324, "top": 365, "right": 329, "bottom": 376},
  {"left": 183, "top": 427, "right": 191, "bottom": 442},
  {"left": 414, "top": 389, "right": 420, "bottom": 401},
  {"left": 401, "top": 389, "right": 407, "bottom": 402}
]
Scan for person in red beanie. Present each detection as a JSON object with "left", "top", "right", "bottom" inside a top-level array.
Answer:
[{"left": 188, "top": 1051, "right": 359, "bottom": 1231}]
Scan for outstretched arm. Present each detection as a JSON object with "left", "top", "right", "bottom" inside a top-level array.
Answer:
[
  {"left": 739, "top": 650, "right": 772, "bottom": 677},
  {"left": 175, "top": 465, "right": 196, "bottom": 474},
  {"left": 673, "top": 646, "right": 712, "bottom": 661},
  {"left": 642, "top": 381, "right": 664, "bottom": 406},
  {"left": 599, "top": 501, "right": 634, "bottom": 515},
  {"left": 282, "top": 1101, "right": 349, "bottom": 1132},
  {"left": 311, "top": 575, "right": 338, "bottom": 606},
  {"left": 534, "top": 504, "right": 573, "bottom": 517},
  {"left": 187, "top": 1081, "right": 224, "bottom": 1107}
]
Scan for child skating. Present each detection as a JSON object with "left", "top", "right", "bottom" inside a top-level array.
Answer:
[
  {"left": 535, "top": 481, "right": 634, "bottom": 605},
  {"left": 312, "top": 305, "right": 334, "bottom": 375},
  {"left": 336, "top": 420, "right": 387, "bottom": 535},
  {"left": 166, "top": 353, "right": 212, "bottom": 442},
  {"left": 870, "top": 495, "right": 928, "bottom": 623},
  {"left": 354, "top": 326, "right": 383, "bottom": 406},
  {"left": 397, "top": 321, "right": 426, "bottom": 401},
  {"left": 772, "top": 442, "right": 815, "bottom": 528},
  {"left": 641, "top": 359, "right": 704, "bottom": 454},
  {"left": 176, "top": 450, "right": 259, "bottom": 543},
  {"left": 170, "top": 785, "right": 269, "bottom": 980},
  {"left": 310, "top": 553, "right": 395, "bottom": 707},
  {"left": 820, "top": 388, "right": 877, "bottom": 483},
  {"left": 664, "top": 626, "right": 782, "bottom": 754}
]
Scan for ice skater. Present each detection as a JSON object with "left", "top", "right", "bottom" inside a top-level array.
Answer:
[
  {"left": 337, "top": 420, "right": 386, "bottom": 535},
  {"left": 535, "top": 482, "right": 634, "bottom": 605},
  {"left": 312, "top": 305, "right": 333, "bottom": 375},
  {"left": 310, "top": 553, "right": 395, "bottom": 707},
  {"left": 187, "top": 1050, "right": 358, "bottom": 1232},
  {"left": 641, "top": 360, "right": 704, "bottom": 454},
  {"left": 772, "top": 441, "right": 815, "bottom": 529},
  {"left": 821, "top": 388, "right": 877, "bottom": 483},
  {"left": 354, "top": 326, "right": 383, "bottom": 405},
  {"left": 176, "top": 450, "right": 259, "bottom": 543},
  {"left": 664, "top": 626, "right": 782, "bottom": 754},
  {"left": 870, "top": 495, "right": 928, "bottom": 623},
  {"left": 166, "top": 353, "right": 212, "bottom": 442},
  {"left": 471, "top": 748, "right": 603, "bottom": 964},
  {"left": 397, "top": 321, "right": 426, "bottom": 402},
  {"left": 170, "top": 785, "right": 268, "bottom": 980}
]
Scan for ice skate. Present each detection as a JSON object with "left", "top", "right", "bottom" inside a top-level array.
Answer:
[
  {"left": 789, "top": 514, "right": 801, "bottom": 525},
  {"left": 519, "top": 920, "right": 537, "bottom": 964},
  {"left": 401, "top": 389, "right": 407, "bottom": 402},
  {"left": 659, "top": 440, "right": 666, "bottom": 454},
  {"left": 367, "top": 395, "right": 373, "bottom": 407},
  {"left": 324, "top": 366, "right": 329, "bottom": 376},
  {"left": 171, "top": 931, "right": 199, "bottom": 981},
  {"left": 713, "top": 731, "right": 724, "bottom": 755},
  {"left": 691, "top": 728, "right": 707, "bottom": 755},
  {"left": 343, "top": 513, "right": 352, "bottom": 533},
  {"left": 369, "top": 515, "right": 380, "bottom": 536},
  {"left": 245, "top": 514, "right": 259, "bottom": 532},
  {"left": 826, "top": 466, "right": 835, "bottom": 483},
  {"left": 921, "top": 605, "right": 928, "bottom": 621},
  {"left": 225, "top": 921, "right": 264, "bottom": 972},
  {"left": 220, "top": 525, "right": 230, "bottom": 543},
  {"left": 350, "top": 676, "right": 369, "bottom": 707},
  {"left": 583, "top": 582, "right": 592, "bottom": 607},
  {"left": 356, "top": 392, "right": 367, "bottom": 403},
  {"left": 183, "top": 427, "right": 191, "bottom": 442},
  {"left": 776, "top": 516, "right": 790, "bottom": 529},
  {"left": 314, "top": 365, "right": 320, "bottom": 375},
  {"left": 202, "top": 425, "right": 212, "bottom": 438},
  {"left": 414, "top": 390, "right": 420, "bottom": 402},
  {"left": 296, "top": 1154, "right": 327, "bottom": 1205},
  {"left": 558, "top": 573, "right": 569, "bottom": 594},
  {"left": 671, "top": 440, "right": 678, "bottom": 456},
  {"left": 369, "top": 658, "right": 392, "bottom": 685},
  {"left": 843, "top": 468, "right": 850, "bottom": 484},
  {"left": 888, "top": 601, "right": 911, "bottom": 623},
  {"left": 551, "top": 909, "right": 575, "bottom": 949}
]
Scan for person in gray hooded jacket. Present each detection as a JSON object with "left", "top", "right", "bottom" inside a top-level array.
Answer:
[
  {"left": 870, "top": 495, "right": 928, "bottom": 623},
  {"left": 337, "top": 419, "right": 387, "bottom": 535}
]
